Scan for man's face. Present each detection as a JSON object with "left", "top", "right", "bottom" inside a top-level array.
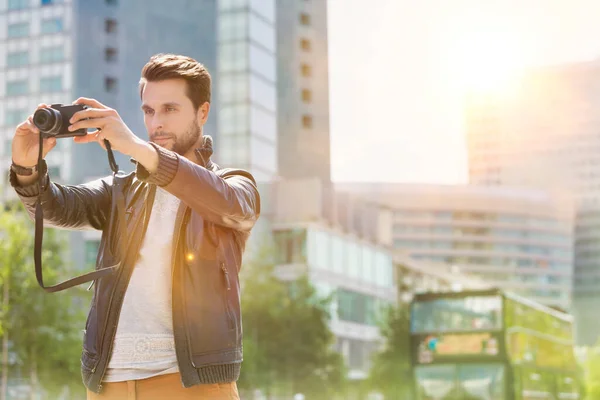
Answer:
[{"left": 141, "top": 79, "right": 208, "bottom": 156}]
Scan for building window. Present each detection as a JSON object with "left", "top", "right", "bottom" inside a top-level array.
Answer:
[
  {"left": 106, "top": 0, "right": 117, "bottom": 4},
  {"left": 300, "top": 38, "right": 311, "bottom": 51},
  {"left": 299, "top": 13, "right": 310, "bottom": 25},
  {"left": 105, "top": 19, "right": 118, "bottom": 34},
  {"left": 274, "top": 229, "right": 307, "bottom": 264},
  {"left": 302, "top": 115, "right": 313, "bottom": 128},
  {"left": 6, "top": 51, "right": 29, "bottom": 68},
  {"left": 40, "top": 76, "right": 63, "bottom": 92},
  {"left": 7, "top": 22, "right": 29, "bottom": 38},
  {"left": 300, "top": 63, "right": 312, "bottom": 77},
  {"left": 41, "top": 0, "right": 56, "bottom": 5},
  {"left": 4, "top": 109, "right": 28, "bottom": 126},
  {"left": 105, "top": 48, "right": 118, "bottom": 62},
  {"left": 301, "top": 89, "right": 312, "bottom": 103},
  {"left": 105, "top": 77, "right": 118, "bottom": 93},
  {"left": 40, "top": 46, "right": 64, "bottom": 63},
  {"left": 6, "top": 80, "right": 28, "bottom": 96},
  {"left": 8, "top": 0, "right": 28, "bottom": 10},
  {"left": 40, "top": 18, "right": 63, "bottom": 34}
]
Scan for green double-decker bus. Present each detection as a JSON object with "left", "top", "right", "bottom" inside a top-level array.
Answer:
[{"left": 409, "top": 288, "right": 581, "bottom": 400}]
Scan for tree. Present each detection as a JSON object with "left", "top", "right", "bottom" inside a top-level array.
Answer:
[
  {"left": 238, "top": 254, "right": 347, "bottom": 399},
  {"left": 584, "top": 343, "right": 600, "bottom": 399},
  {"left": 368, "top": 302, "right": 413, "bottom": 399},
  {"left": 0, "top": 203, "right": 89, "bottom": 399}
]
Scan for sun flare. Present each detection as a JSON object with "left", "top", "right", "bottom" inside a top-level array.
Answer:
[{"left": 450, "top": 18, "right": 527, "bottom": 95}]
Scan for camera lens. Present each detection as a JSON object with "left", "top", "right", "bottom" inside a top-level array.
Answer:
[{"left": 33, "top": 108, "right": 62, "bottom": 136}]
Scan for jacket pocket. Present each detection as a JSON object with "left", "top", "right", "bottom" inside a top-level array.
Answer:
[{"left": 182, "top": 258, "right": 239, "bottom": 364}]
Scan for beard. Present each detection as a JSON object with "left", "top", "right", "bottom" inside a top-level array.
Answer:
[{"left": 151, "top": 117, "right": 201, "bottom": 156}]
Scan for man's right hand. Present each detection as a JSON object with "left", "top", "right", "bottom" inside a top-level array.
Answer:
[{"left": 12, "top": 104, "right": 58, "bottom": 186}]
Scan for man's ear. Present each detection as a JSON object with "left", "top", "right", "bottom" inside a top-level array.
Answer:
[{"left": 198, "top": 102, "right": 210, "bottom": 125}]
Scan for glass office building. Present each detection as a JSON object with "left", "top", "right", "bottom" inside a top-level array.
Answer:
[
  {"left": 338, "top": 183, "right": 575, "bottom": 311},
  {"left": 217, "top": 0, "right": 277, "bottom": 181}
]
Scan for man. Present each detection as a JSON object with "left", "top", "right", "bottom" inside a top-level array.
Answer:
[{"left": 9, "top": 54, "right": 259, "bottom": 399}]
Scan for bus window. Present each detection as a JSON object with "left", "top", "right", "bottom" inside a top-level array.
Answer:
[
  {"left": 414, "top": 365, "right": 458, "bottom": 400},
  {"left": 415, "top": 364, "right": 505, "bottom": 400},
  {"left": 411, "top": 295, "right": 502, "bottom": 333},
  {"left": 458, "top": 364, "right": 505, "bottom": 400}
]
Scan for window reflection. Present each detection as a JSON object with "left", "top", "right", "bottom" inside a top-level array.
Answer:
[
  {"left": 249, "top": 75, "right": 276, "bottom": 112},
  {"left": 249, "top": 0, "right": 275, "bottom": 23},
  {"left": 250, "top": 44, "right": 276, "bottom": 81},
  {"left": 305, "top": 229, "right": 393, "bottom": 287},
  {"left": 336, "top": 289, "right": 384, "bottom": 326},
  {"left": 415, "top": 364, "right": 505, "bottom": 400},
  {"left": 249, "top": 13, "right": 275, "bottom": 52},
  {"left": 411, "top": 296, "right": 502, "bottom": 333},
  {"left": 273, "top": 229, "right": 307, "bottom": 264},
  {"left": 415, "top": 365, "right": 457, "bottom": 400},
  {"left": 250, "top": 137, "right": 276, "bottom": 174}
]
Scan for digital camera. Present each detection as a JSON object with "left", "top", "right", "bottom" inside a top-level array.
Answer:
[{"left": 32, "top": 103, "right": 88, "bottom": 139}]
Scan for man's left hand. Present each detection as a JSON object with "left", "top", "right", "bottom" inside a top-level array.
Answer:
[{"left": 69, "top": 97, "right": 144, "bottom": 157}]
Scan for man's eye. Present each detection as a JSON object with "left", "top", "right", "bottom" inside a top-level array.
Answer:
[
  {"left": 144, "top": 109, "right": 154, "bottom": 115},
  {"left": 166, "top": 107, "right": 176, "bottom": 112}
]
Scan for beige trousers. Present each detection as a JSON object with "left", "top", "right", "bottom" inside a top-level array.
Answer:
[{"left": 86, "top": 373, "right": 240, "bottom": 400}]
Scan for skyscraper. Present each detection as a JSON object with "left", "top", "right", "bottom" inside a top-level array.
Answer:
[
  {"left": 465, "top": 59, "right": 600, "bottom": 344},
  {"left": 216, "top": 0, "right": 278, "bottom": 182},
  {"left": 276, "top": 0, "right": 331, "bottom": 183}
]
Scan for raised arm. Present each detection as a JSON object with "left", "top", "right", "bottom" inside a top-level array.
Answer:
[
  {"left": 9, "top": 104, "right": 113, "bottom": 230},
  {"left": 9, "top": 163, "right": 113, "bottom": 231},
  {"left": 135, "top": 142, "right": 260, "bottom": 231}
]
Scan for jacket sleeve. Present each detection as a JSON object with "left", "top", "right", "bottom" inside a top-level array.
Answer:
[
  {"left": 9, "top": 160, "right": 113, "bottom": 231},
  {"left": 135, "top": 143, "right": 260, "bottom": 231}
]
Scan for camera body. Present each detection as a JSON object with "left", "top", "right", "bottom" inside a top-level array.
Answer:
[{"left": 33, "top": 103, "right": 88, "bottom": 139}]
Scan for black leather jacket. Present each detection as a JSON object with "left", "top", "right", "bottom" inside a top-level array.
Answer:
[{"left": 10, "top": 136, "right": 260, "bottom": 394}]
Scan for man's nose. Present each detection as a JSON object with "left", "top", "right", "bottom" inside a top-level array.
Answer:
[{"left": 149, "top": 116, "right": 163, "bottom": 132}]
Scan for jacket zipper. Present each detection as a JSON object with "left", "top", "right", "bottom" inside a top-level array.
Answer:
[
  {"left": 93, "top": 188, "right": 153, "bottom": 390},
  {"left": 172, "top": 206, "right": 198, "bottom": 370},
  {"left": 220, "top": 262, "right": 234, "bottom": 330}
]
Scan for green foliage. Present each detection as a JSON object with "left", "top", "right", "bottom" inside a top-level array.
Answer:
[
  {"left": 0, "top": 203, "right": 89, "bottom": 398},
  {"left": 584, "top": 343, "right": 600, "bottom": 399},
  {"left": 238, "top": 252, "right": 347, "bottom": 399},
  {"left": 368, "top": 302, "right": 414, "bottom": 399}
]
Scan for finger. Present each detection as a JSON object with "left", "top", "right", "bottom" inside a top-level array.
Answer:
[
  {"left": 73, "top": 131, "right": 100, "bottom": 144},
  {"left": 35, "top": 103, "right": 50, "bottom": 111},
  {"left": 15, "top": 117, "right": 39, "bottom": 135},
  {"left": 72, "top": 97, "right": 107, "bottom": 109},
  {"left": 95, "top": 131, "right": 107, "bottom": 151},
  {"left": 26, "top": 115, "right": 40, "bottom": 134},
  {"left": 70, "top": 108, "right": 114, "bottom": 124},
  {"left": 41, "top": 137, "right": 57, "bottom": 157},
  {"left": 68, "top": 117, "right": 108, "bottom": 132},
  {"left": 44, "top": 137, "right": 57, "bottom": 148}
]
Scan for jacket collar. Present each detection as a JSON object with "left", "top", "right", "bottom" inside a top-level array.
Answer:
[{"left": 194, "top": 135, "right": 214, "bottom": 169}]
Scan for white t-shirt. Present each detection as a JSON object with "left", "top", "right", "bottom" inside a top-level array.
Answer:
[{"left": 103, "top": 186, "right": 181, "bottom": 382}]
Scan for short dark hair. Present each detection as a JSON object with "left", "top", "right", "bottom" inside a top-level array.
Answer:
[{"left": 139, "top": 53, "right": 211, "bottom": 110}]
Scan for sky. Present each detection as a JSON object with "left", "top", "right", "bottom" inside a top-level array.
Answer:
[{"left": 327, "top": 0, "right": 600, "bottom": 183}]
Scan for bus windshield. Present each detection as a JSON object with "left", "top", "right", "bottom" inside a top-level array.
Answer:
[
  {"left": 414, "top": 363, "right": 505, "bottom": 400},
  {"left": 411, "top": 295, "right": 502, "bottom": 333}
]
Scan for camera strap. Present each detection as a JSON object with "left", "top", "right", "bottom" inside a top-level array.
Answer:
[{"left": 34, "top": 136, "right": 126, "bottom": 292}]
